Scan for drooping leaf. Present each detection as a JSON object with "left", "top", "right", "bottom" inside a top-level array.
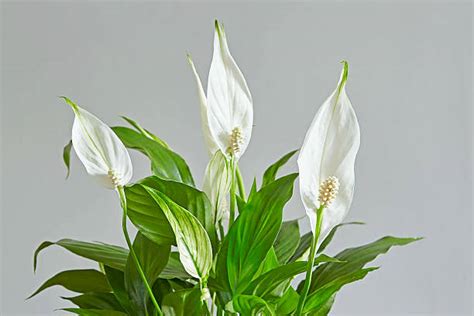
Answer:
[
  {"left": 28, "top": 269, "right": 110, "bottom": 299},
  {"left": 262, "top": 150, "right": 298, "bottom": 187},
  {"left": 161, "top": 287, "right": 208, "bottom": 316},
  {"left": 289, "top": 232, "right": 312, "bottom": 262},
  {"left": 124, "top": 183, "right": 175, "bottom": 246},
  {"left": 138, "top": 176, "right": 217, "bottom": 249},
  {"left": 274, "top": 220, "right": 300, "bottom": 264},
  {"left": 317, "top": 221, "right": 365, "bottom": 254},
  {"left": 303, "top": 268, "right": 378, "bottom": 313},
  {"left": 225, "top": 174, "right": 298, "bottom": 294},
  {"left": 143, "top": 186, "right": 213, "bottom": 280},
  {"left": 62, "top": 292, "right": 124, "bottom": 311},
  {"left": 121, "top": 116, "right": 169, "bottom": 148},
  {"left": 63, "top": 140, "right": 73, "bottom": 178},
  {"left": 159, "top": 252, "right": 192, "bottom": 280},
  {"left": 34, "top": 239, "right": 128, "bottom": 272},
  {"left": 113, "top": 126, "right": 194, "bottom": 186},
  {"left": 310, "top": 236, "right": 421, "bottom": 291},
  {"left": 103, "top": 266, "right": 132, "bottom": 313},
  {"left": 226, "top": 295, "right": 276, "bottom": 316},
  {"left": 125, "top": 232, "right": 170, "bottom": 315},
  {"left": 62, "top": 308, "right": 127, "bottom": 316}
]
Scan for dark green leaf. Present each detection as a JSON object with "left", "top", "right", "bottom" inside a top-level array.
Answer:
[
  {"left": 63, "top": 140, "right": 73, "bottom": 178},
  {"left": 113, "top": 126, "right": 194, "bottom": 186},
  {"left": 304, "top": 268, "right": 378, "bottom": 313},
  {"left": 311, "top": 236, "right": 421, "bottom": 291},
  {"left": 125, "top": 232, "right": 170, "bottom": 315},
  {"left": 34, "top": 239, "right": 128, "bottom": 272},
  {"left": 226, "top": 295, "right": 276, "bottom": 316},
  {"left": 121, "top": 116, "right": 169, "bottom": 148},
  {"left": 28, "top": 269, "right": 110, "bottom": 299},
  {"left": 274, "top": 220, "right": 300, "bottom": 264},
  {"left": 289, "top": 232, "right": 312, "bottom": 262},
  {"left": 160, "top": 252, "right": 191, "bottom": 280},
  {"left": 225, "top": 174, "right": 298, "bottom": 294},
  {"left": 62, "top": 293, "right": 123, "bottom": 311},
  {"left": 138, "top": 176, "right": 217, "bottom": 249},
  {"left": 262, "top": 150, "right": 298, "bottom": 187},
  {"left": 103, "top": 266, "right": 132, "bottom": 313},
  {"left": 161, "top": 287, "right": 208, "bottom": 316},
  {"left": 63, "top": 308, "right": 127, "bottom": 316},
  {"left": 317, "top": 222, "right": 365, "bottom": 254}
]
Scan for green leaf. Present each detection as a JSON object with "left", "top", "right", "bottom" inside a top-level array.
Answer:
[
  {"left": 121, "top": 116, "right": 169, "bottom": 148},
  {"left": 63, "top": 140, "right": 73, "bottom": 178},
  {"left": 256, "top": 247, "right": 279, "bottom": 276},
  {"left": 273, "top": 287, "right": 299, "bottom": 315},
  {"left": 143, "top": 186, "right": 213, "bottom": 280},
  {"left": 62, "top": 293, "right": 124, "bottom": 311},
  {"left": 103, "top": 266, "right": 132, "bottom": 313},
  {"left": 226, "top": 295, "right": 276, "bottom": 316},
  {"left": 311, "top": 236, "right": 421, "bottom": 292},
  {"left": 34, "top": 239, "right": 128, "bottom": 272},
  {"left": 262, "top": 150, "right": 298, "bottom": 187},
  {"left": 125, "top": 232, "right": 170, "bottom": 315},
  {"left": 289, "top": 232, "right": 312, "bottom": 262},
  {"left": 305, "top": 294, "right": 335, "bottom": 316},
  {"left": 63, "top": 308, "right": 127, "bottom": 316},
  {"left": 303, "top": 268, "right": 378, "bottom": 313},
  {"left": 160, "top": 252, "right": 192, "bottom": 280},
  {"left": 138, "top": 176, "right": 217, "bottom": 249},
  {"left": 274, "top": 220, "right": 300, "bottom": 264},
  {"left": 125, "top": 183, "right": 175, "bottom": 245},
  {"left": 161, "top": 287, "right": 208, "bottom": 316},
  {"left": 28, "top": 269, "right": 110, "bottom": 299},
  {"left": 113, "top": 126, "right": 194, "bottom": 186},
  {"left": 225, "top": 174, "right": 298, "bottom": 294},
  {"left": 248, "top": 177, "right": 257, "bottom": 200},
  {"left": 317, "top": 222, "right": 365, "bottom": 254}
]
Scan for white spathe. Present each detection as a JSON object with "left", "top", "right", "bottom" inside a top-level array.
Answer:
[
  {"left": 297, "top": 62, "right": 360, "bottom": 240},
  {"left": 64, "top": 97, "right": 132, "bottom": 189},
  {"left": 188, "top": 20, "right": 253, "bottom": 159}
]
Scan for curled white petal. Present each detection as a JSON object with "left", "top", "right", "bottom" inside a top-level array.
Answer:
[
  {"left": 203, "top": 150, "right": 232, "bottom": 223},
  {"left": 297, "top": 62, "right": 360, "bottom": 239},
  {"left": 207, "top": 20, "right": 253, "bottom": 159},
  {"left": 65, "top": 97, "right": 132, "bottom": 189}
]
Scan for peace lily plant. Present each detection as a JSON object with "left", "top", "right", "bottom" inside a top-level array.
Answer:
[{"left": 30, "top": 20, "right": 420, "bottom": 316}]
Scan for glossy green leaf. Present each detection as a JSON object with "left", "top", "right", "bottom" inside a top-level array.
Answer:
[
  {"left": 124, "top": 183, "right": 175, "bottom": 245},
  {"left": 113, "top": 126, "right": 194, "bottom": 186},
  {"left": 34, "top": 239, "right": 128, "bottom": 272},
  {"left": 161, "top": 287, "right": 208, "bottom": 316},
  {"left": 138, "top": 176, "right": 217, "bottom": 249},
  {"left": 289, "top": 232, "right": 312, "bottom": 262},
  {"left": 103, "top": 266, "right": 132, "bottom": 313},
  {"left": 311, "top": 236, "right": 421, "bottom": 291},
  {"left": 274, "top": 220, "right": 300, "bottom": 264},
  {"left": 159, "top": 252, "right": 192, "bottom": 280},
  {"left": 143, "top": 186, "right": 213, "bottom": 280},
  {"left": 28, "top": 269, "right": 110, "bottom": 299},
  {"left": 317, "top": 222, "right": 365, "bottom": 254},
  {"left": 262, "top": 149, "right": 298, "bottom": 187},
  {"left": 273, "top": 287, "right": 299, "bottom": 315},
  {"left": 305, "top": 294, "right": 335, "bottom": 316},
  {"left": 63, "top": 308, "right": 127, "bottom": 316},
  {"left": 256, "top": 247, "right": 279, "bottom": 276},
  {"left": 303, "top": 268, "right": 378, "bottom": 313},
  {"left": 125, "top": 232, "right": 170, "bottom": 315},
  {"left": 62, "top": 293, "right": 123, "bottom": 311},
  {"left": 121, "top": 116, "right": 169, "bottom": 148},
  {"left": 226, "top": 174, "right": 298, "bottom": 294},
  {"left": 226, "top": 295, "right": 276, "bottom": 316},
  {"left": 63, "top": 140, "right": 73, "bottom": 178}
]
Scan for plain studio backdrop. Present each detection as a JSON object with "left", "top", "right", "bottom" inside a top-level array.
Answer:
[{"left": 1, "top": 1, "right": 472, "bottom": 315}]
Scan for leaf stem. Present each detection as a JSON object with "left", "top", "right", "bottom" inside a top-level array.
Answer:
[
  {"left": 229, "top": 156, "right": 237, "bottom": 227},
  {"left": 235, "top": 165, "right": 246, "bottom": 201},
  {"left": 295, "top": 205, "right": 325, "bottom": 315},
  {"left": 117, "top": 186, "right": 163, "bottom": 316}
]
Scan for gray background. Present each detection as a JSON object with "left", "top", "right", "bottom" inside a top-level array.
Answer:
[{"left": 1, "top": 1, "right": 472, "bottom": 315}]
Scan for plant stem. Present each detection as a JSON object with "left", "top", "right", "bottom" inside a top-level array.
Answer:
[
  {"left": 295, "top": 205, "right": 325, "bottom": 315},
  {"left": 235, "top": 165, "right": 246, "bottom": 201},
  {"left": 229, "top": 156, "right": 237, "bottom": 227},
  {"left": 117, "top": 186, "right": 163, "bottom": 316}
]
